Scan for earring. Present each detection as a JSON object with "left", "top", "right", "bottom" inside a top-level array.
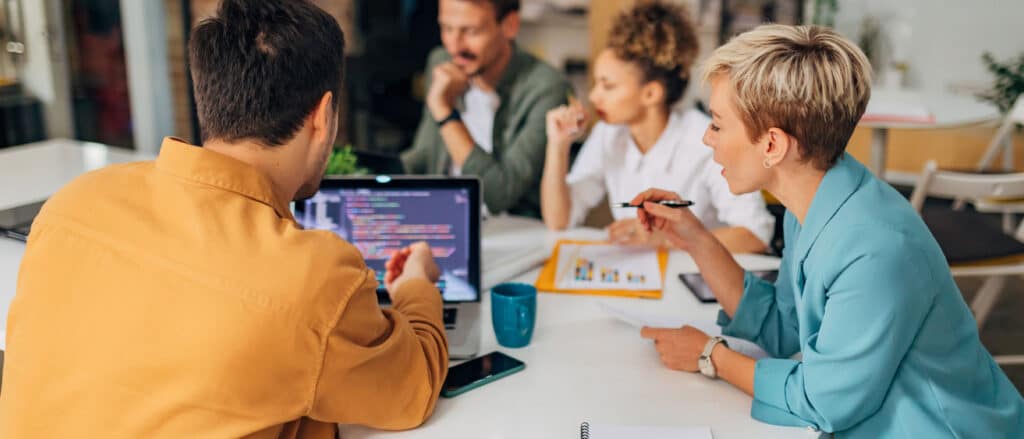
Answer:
[{"left": 763, "top": 158, "right": 772, "bottom": 169}]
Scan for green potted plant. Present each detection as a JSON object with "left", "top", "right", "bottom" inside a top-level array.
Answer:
[
  {"left": 978, "top": 51, "right": 1024, "bottom": 120},
  {"left": 324, "top": 145, "right": 369, "bottom": 176},
  {"left": 805, "top": 0, "right": 838, "bottom": 27}
]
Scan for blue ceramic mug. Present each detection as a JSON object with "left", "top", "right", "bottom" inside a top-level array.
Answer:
[{"left": 491, "top": 282, "right": 537, "bottom": 348}]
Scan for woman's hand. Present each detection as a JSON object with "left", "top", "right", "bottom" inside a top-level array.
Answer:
[
  {"left": 630, "top": 188, "right": 710, "bottom": 251},
  {"left": 607, "top": 218, "right": 654, "bottom": 246},
  {"left": 640, "top": 325, "right": 712, "bottom": 372},
  {"left": 544, "top": 99, "right": 586, "bottom": 153}
]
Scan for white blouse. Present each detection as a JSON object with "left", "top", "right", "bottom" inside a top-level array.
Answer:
[{"left": 565, "top": 108, "right": 775, "bottom": 245}]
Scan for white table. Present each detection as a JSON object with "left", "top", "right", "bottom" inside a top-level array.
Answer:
[
  {"left": 861, "top": 88, "right": 1000, "bottom": 179},
  {"left": 0, "top": 139, "right": 152, "bottom": 212},
  {"left": 339, "top": 224, "right": 812, "bottom": 439}
]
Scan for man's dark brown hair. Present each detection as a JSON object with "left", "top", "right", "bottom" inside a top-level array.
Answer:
[{"left": 189, "top": 0, "right": 345, "bottom": 146}]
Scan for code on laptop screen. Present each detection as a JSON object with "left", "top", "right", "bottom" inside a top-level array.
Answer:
[{"left": 297, "top": 187, "right": 477, "bottom": 302}]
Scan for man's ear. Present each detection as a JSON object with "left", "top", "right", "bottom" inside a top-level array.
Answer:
[
  {"left": 500, "top": 11, "right": 520, "bottom": 40},
  {"left": 762, "top": 127, "right": 796, "bottom": 167},
  {"left": 311, "top": 91, "right": 334, "bottom": 143}
]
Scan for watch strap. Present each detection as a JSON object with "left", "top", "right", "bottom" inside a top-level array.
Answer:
[
  {"left": 435, "top": 108, "right": 461, "bottom": 127},
  {"left": 700, "top": 336, "right": 728, "bottom": 379}
]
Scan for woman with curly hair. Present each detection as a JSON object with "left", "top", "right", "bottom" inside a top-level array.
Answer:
[{"left": 540, "top": 0, "right": 773, "bottom": 253}]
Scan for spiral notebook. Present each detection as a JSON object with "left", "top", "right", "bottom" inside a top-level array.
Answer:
[{"left": 579, "top": 422, "right": 712, "bottom": 439}]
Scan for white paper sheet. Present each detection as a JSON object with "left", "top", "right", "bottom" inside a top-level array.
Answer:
[
  {"left": 555, "top": 244, "right": 662, "bottom": 291},
  {"left": 597, "top": 302, "right": 770, "bottom": 359}
]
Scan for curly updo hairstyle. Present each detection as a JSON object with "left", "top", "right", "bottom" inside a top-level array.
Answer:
[{"left": 606, "top": 0, "right": 699, "bottom": 108}]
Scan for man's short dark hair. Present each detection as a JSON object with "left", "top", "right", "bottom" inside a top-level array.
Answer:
[
  {"left": 467, "top": 0, "right": 520, "bottom": 21},
  {"left": 189, "top": 0, "right": 345, "bottom": 146}
]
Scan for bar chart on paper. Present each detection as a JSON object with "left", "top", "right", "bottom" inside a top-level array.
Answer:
[{"left": 554, "top": 243, "right": 663, "bottom": 291}]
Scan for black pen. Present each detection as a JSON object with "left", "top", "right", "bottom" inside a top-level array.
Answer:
[{"left": 615, "top": 200, "right": 694, "bottom": 208}]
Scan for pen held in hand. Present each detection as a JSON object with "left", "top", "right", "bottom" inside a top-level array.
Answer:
[{"left": 616, "top": 200, "right": 694, "bottom": 209}]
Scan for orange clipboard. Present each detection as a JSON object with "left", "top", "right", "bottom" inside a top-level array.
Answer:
[{"left": 534, "top": 239, "right": 667, "bottom": 299}]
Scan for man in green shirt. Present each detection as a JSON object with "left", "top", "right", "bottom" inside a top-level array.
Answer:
[{"left": 402, "top": 0, "right": 571, "bottom": 218}]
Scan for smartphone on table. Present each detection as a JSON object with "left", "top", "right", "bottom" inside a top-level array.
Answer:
[
  {"left": 440, "top": 351, "right": 525, "bottom": 398},
  {"left": 678, "top": 270, "right": 779, "bottom": 303}
]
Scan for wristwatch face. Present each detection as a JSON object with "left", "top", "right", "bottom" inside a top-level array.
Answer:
[{"left": 699, "top": 356, "right": 715, "bottom": 377}]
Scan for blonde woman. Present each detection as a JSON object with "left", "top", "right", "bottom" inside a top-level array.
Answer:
[
  {"left": 541, "top": 1, "right": 772, "bottom": 253},
  {"left": 634, "top": 25, "right": 1024, "bottom": 437}
]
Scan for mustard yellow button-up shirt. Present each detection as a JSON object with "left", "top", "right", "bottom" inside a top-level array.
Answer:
[{"left": 0, "top": 138, "right": 448, "bottom": 438}]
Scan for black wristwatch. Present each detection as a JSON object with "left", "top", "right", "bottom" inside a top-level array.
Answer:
[{"left": 435, "top": 108, "right": 461, "bottom": 127}]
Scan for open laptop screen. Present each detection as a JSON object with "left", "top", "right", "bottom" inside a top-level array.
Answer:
[{"left": 294, "top": 177, "right": 480, "bottom": 303}]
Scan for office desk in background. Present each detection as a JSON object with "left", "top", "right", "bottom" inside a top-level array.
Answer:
[
  {"left": 0, "top": 139, "right": 151, "bottom": 213},
  {"left": 861, "top": 89, "right": 1000, "bottom": 179}
]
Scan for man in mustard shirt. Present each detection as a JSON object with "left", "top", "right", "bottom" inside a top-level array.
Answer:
[{"left": 0, "top": 1, "right": 448, "bottom": 437}]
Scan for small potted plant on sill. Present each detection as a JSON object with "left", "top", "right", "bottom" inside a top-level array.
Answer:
[{"left": 324, "top": 144, "right": 369, "bottom": 176}]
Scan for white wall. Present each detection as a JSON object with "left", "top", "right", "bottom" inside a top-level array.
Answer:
[
  {"left": 120, "top": 0, "right": 175, "bottom": 154},
  {"left": 834, "top": 0, "right": 1024, "bottom": 93},
  {"left": 20, "top": 0, "right": 73, "bottom": 139},
  {"left": 20, "top": 0, "right": 174, "bottom": 150},
  {"left": 517, "top": 10, "right": 589, "bottom": 74}
]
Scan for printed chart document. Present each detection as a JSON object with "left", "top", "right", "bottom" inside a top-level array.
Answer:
[{"left": 555, "top": 243, "right": 663, "bottom": 291}]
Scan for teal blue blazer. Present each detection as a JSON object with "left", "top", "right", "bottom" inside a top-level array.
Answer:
[{"left": 718, "top": 154, "right": 1024, "bottom": 437}]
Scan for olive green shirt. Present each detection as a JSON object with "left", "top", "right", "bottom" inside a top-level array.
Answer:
[{"left": 402, "top": 45, "right": 571, "bottom": 217}]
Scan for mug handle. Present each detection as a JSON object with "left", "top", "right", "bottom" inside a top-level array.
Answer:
[{"left": 518, "top": 305, "right": 529, "bottom": 336}]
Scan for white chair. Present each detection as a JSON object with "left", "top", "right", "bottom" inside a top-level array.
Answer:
[
  {"left": 910, "top": 161, "right": 1024, "bottom": 365},
  {"left": 971, "top": 95, "right": 1024, "bottom": 233},
  {"left": 977, "top": 94, "right": 1024, "bottom": 172}
]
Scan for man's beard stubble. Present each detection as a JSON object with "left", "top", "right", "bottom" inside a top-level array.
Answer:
[{"left": 293, "top": 142, "right": 332, "bottom": 201}]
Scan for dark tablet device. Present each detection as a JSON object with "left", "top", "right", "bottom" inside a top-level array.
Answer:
[{"left": 679, "top": 270, "right": 779, "bottom": 303}]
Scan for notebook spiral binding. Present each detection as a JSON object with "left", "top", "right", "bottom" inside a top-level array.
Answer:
[{"left": 580, "top": 421, "right": 590, "bottom": 439}]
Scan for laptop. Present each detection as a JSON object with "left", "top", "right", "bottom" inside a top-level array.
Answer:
[
  {"left": 294, "top": 176, "right": 481, "bottom": 359},
  {"left": 0, "top": 200, "right": 43, "bottom": 242}
]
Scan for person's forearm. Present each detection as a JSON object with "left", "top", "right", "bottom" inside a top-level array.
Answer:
[
  {"left": 391, "top": 277, "right": 446, "bottom": 335},
  {"left": 687, "top": 231, "right": 747, "bottom": 317},
  {"left": 438, "top": 121, "right": 476, "bottom": 167},
  {"left": 711, "top": 343, "right": 756, "bottom": 396},
  {"left": 541, "top": 146, "right": 572, "bottom": 230},
  {"left": 711, "top": 227, "right": 768, "bottom": 254}
]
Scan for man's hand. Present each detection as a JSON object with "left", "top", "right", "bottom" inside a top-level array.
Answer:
[
  {"left": 384, "top": 242, "right": 441, "bottom": 299},
  {"left": 426, "top": 62, "right": 470, "bottom": 121},
  {"left": 640, "top": 325, "right": 712, "bottom": 372}
]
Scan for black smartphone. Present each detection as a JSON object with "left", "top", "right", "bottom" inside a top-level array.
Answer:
[
  {"left": 679, "top": 270, "right": 779, "bottom": 303},
  {"left": 440, "top": 351, "right": 526, "bottom": 398}
]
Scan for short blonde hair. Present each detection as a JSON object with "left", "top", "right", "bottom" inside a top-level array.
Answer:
[{"left": 703, "top": 25, "right": 872, "bottom": 169}]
